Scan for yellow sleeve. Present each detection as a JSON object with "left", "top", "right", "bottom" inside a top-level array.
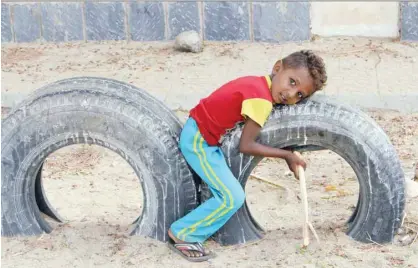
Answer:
[{"left": 241, "top": 98, "right": 273, "bottom": 127}]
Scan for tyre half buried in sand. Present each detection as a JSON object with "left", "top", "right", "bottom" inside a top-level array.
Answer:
[
  {"left": 1, "top": 77, "right": 198, "bottom": 242},
  {"left": 201, "top": 94, "right": 406, "bottom": 246}
]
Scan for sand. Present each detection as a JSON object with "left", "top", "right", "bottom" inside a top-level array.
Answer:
[{"left": 1, "top": 37, "right": 418, "bottom": 268}]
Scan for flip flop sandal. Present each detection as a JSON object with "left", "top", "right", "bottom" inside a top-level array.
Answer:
[{"left": 167, "top": 237, "right": 216, "bottom": 262}]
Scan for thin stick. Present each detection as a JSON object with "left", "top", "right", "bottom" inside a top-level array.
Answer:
[
  {"left": 400, "top": 212, "right": 407, "bottom": 228},
  {"left": 297, "top": 163, "right": 310, "bottom": 246},
  {"left": 249, "top": 174, "right": 287, "bottom": 190},
  {"left": 366, "top": 232, "right": 385, "bottom": 247},
  {"left": 411, "top": 233, "right": 418, "bottom": 246},
  {"left": 404, "top": 225, "right": 418, "bottom": 233},
  {"left": 308, "top": 223, "right": 320, "bottom": 243},
  {"left": 250, "top": 174, "right": 297, "bottom": 202},
  {"left": 294, "top": 151, "right": 320, "bottom": 247}
]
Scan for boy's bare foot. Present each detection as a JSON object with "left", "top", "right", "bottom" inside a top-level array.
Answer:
[{"left": 168, "top": 229, "right": 213, "bottom": 261}]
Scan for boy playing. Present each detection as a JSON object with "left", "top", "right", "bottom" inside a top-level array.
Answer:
[{"left": 168, "top": 50, "right": 327, "bottom": 262}]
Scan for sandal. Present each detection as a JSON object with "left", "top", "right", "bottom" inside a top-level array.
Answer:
[{"left": 167, "top": 237, "right": 215, "bottom": 262}]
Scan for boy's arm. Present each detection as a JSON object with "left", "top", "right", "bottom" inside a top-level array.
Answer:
[{"left": 239, "top": 118, "right": 307, "bottom": 173}]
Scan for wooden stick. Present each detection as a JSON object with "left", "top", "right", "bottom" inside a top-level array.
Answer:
[
  {"left": 296, "top": 157, "right": 310, "bottom": 247},
  {"left": 249, "top": 174, "right": 297, "bottom": 201},
  {"left": 249, "top": 174, "right": 287, "bottom": 190},
  {"left": 293, "top": 151, "right": 320, "bottom": 247},
  {"left": 308, "top": 222, "right": 321, "bottom": 243}
]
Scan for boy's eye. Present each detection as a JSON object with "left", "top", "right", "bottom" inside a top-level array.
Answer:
[
  {"left": 290, "top": 78, "right": 296, "bottom": 86},
  {"left": 298, "top": 92, "right": 303, "bottom": 99}
]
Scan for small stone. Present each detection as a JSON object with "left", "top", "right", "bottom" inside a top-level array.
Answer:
[
  {"left": 174, "top": 30, "right": 202, "bottom": 53},
  {"left": 405, "top": 178, "right": 418, "bottom": 198},
  {"left": 311, "top": 210, "right": 320, "bottom": 216},
  {"left": 399, "top": 234, "right": 414, "bottom": 246},
  {"left": 414, "top": 162, "right": 418, "bottom": 181},
  {"left": 397, "top": 227, "right": 405, "bottom": 235}
]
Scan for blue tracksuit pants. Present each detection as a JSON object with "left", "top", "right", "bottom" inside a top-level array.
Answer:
[{"left": 170, "top": 117, "right": 245, "bottom": 243}]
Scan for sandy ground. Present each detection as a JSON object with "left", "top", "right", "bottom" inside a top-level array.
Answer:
[
  {"left": 1, "top": 38, "right": 418, "bottom": 267},
  {"left": 2, "top": 36, "right": 418, "bottom": 112}
]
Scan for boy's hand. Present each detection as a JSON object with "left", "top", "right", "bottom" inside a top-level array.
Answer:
[
  {"left": 284, "top": 153, "right": 307, "bottom": 177},
  {"left": 240, "top": 118, "right": 307, "bottom": 177}
]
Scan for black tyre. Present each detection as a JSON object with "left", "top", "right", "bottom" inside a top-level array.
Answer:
[
  {"left": 1, "top": 77, "right": 197, "bottom": 242},
  {"left": 201, "top": 94, "right": 406, "bottom": 245}
]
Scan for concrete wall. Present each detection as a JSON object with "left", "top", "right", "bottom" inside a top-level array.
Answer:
[
  {"left": 311, "top": 2, "right": 399, "bottom": 38},
  {"left": 0, "top": 2, "right": 310, "bottom": 43},
  {"left": 1, "top": 1, "right": 418, "bottom": 43}
]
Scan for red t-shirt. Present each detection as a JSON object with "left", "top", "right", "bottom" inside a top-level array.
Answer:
[{"left": 189, "top": 75, "right": 273, "bottom": 146}]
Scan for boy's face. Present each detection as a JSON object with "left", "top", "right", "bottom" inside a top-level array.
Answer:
[{"left": 270, "top": 61, "right": 315, "bottom": 105}]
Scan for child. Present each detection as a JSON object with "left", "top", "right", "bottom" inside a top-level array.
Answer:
[{"left": 168, "top": 50, "right": 327, "bottom": 262}]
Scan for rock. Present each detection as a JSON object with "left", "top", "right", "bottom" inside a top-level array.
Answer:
[
  {"left": 405, "top": 178, "right": 418, "bottom": 198},
  {"left": 174, "top": 31, "right": 202, "bottom": 53},
  {"left": 399, "top": 234, "right": 414, "bottom": 246}
]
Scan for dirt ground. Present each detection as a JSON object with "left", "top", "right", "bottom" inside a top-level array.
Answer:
[{"left": 1, "top": 38, "right": 418, "bottom": 268}]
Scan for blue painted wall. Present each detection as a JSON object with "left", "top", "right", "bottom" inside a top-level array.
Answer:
[
  {"left": 1, "top": 1, "right": 416, "bottom": 43},
  {"left": 401, "top": 2, "right": 418, "bottom": 41},
  {"left": 41, "top": 3, "right": 84, "bottom": 42},
  {"left": 1, "top": 4, "right": 12, "bottom": 42}
]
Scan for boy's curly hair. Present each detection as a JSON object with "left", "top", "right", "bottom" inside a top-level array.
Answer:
[{"left": 282, "top": 50, "right": 327, "bottom": 91}]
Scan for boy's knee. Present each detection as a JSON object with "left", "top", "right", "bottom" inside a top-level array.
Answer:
[{"left": 231, "top": 187, "right": 245, "bottom": 210}]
